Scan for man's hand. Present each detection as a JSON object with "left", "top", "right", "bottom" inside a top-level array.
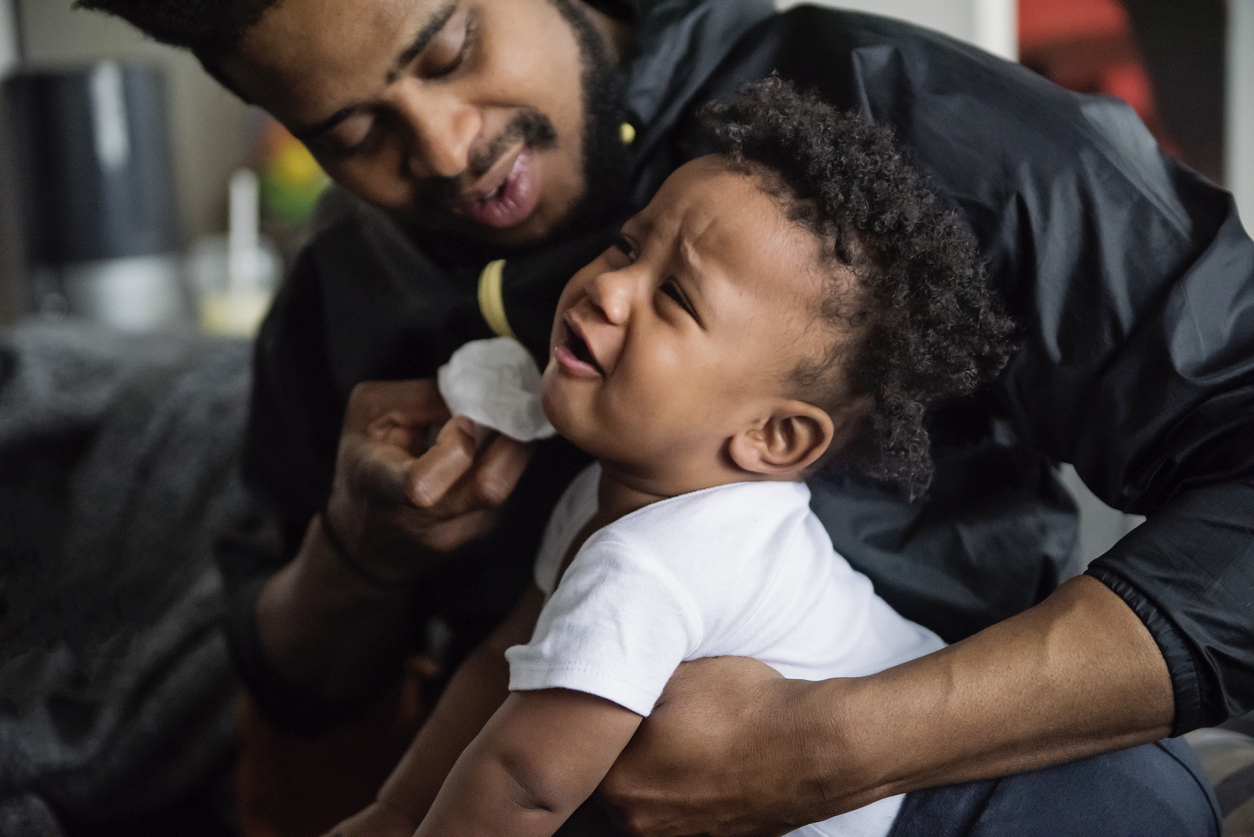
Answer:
[
  {"left": 254, "top": 377, "right": 533, "bottom": 704},
  {"left": 600, "top": 657, "right": 837, "bottom": 837},
  {"left": 325, "top": 378, "right": 534, "bottom": 583},
  {"left": 323, "top": 799, "right": 418, "bottom": 837}
]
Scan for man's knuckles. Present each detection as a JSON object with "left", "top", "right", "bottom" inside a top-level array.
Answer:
[
  {"left": 347, "top": 378, "right": 449, "bottom": 427},
  {"left": 475, "top": 468, "right": 516, "bottom": 507}
]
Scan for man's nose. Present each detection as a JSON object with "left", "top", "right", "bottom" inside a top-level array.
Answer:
[{"left": 394, "top": 81, "right": 480, "bottom": 179}]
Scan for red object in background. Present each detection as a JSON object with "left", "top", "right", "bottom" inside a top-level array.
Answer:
[
  {"left": 1020, "top": 0, "right": 1129, "bottom": 45},
  {"left": 1019, "top": 0, "right": 1182, "bottom": 159}
]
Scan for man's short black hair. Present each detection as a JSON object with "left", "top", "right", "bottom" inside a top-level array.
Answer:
[
  {"left": 703, "top": 76, "right": 1017, "bottom": 499},
  {"left": 73, "top": 0, "right": 641, "bottom": 95},
  {"left": 73, "top": 0, "right": 270, "bottom": 94}
]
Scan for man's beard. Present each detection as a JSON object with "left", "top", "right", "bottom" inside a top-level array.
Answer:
[
  {"left": 411, "top": 0, "right": 630, "bottom": 251},
  {"left": 554, "top": 0, "right": 632, "bottom": 233}
]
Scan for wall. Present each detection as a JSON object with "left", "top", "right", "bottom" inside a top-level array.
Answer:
[
  {"left": 0, "top": 0, "right": 23, "bottom": 321},
  {"left": 1230, "top": 0, "right": 1254, "bottom": 228},
  {"left": 775, "top": 0, "right": 1017, "bottom": 59},
  {"left": 0, "top": 0, "right": 16, "bottom": 73}
]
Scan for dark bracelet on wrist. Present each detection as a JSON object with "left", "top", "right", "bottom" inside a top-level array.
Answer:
[{"left": 318, "top": 500, "right": 404, "bottom": 592}]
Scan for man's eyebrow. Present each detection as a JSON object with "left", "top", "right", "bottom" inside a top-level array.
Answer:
[
  {"left": 386, "top": 0, "right": 459, "bottom": 84},
  {"left": 291, "top": 1, "right": 459, "bottom": 141}
]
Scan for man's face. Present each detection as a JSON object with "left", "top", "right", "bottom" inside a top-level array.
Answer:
[
  {"left": 223, "top": 0, "right": 618, "bottom": 247},
  {"left": 541, "top": 157, "right": 837, "bottom": 494}
]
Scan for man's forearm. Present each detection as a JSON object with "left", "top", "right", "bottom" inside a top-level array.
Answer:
[
  {"left": 808, "top": 575, "right": 1174, "bottom": 809},
  {"left": 255, "top": 514, "right": 417, "bottom": 704}
]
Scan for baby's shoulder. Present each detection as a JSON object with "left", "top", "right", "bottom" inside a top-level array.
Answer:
[{"left": 594, "top": 480, "right": 824, "bottom": 581}]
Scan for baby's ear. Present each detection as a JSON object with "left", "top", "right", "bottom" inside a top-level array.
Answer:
[{"left": 729, "top": 401, "right": 835, "bottom": 476}]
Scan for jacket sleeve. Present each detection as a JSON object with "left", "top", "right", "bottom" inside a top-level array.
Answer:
[
  {"left": 216, "top": 239, "right": 369, "bottom": 732},
  {"left": 769, "top": 7, "right": 1254, "bottom": 732}
]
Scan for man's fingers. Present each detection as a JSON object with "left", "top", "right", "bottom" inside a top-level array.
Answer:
[
  {"left": 406, "top": 419, "right": 535, "bottom": 512},
  {"left": 329, "top": 379, "right": 532, "bottom": 573},
  {"left": 473, "top": 432, "right": 534, "bottom": 506},
  {"left": 406, "top": 416, "right": 479, "bottom": 508},
  {"left": 425, "top": 429, "right": 535, "bottom": 516},
  {"left": 353, "top": 438, "right": 432, "bottom": 506}
]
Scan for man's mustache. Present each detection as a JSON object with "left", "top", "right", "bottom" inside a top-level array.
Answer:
[{"left": 417, "top": 109, "right": 558, "bottom": 212}]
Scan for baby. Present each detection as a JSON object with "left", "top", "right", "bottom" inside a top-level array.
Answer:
[{"left": 331, "top": 77, "right": 1014, "bottom": 837}]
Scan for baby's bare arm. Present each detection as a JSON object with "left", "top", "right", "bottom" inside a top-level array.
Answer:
[
  {"left": 416, "top": 689, "right": 643, "bottom": 837},
  {"left": 324, "top": 587, "right": 546, "bottom": 836}
]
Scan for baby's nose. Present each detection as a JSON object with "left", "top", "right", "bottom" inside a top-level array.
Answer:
[{"left": 588, "top": 269, "right": 635, "bottom": 325}]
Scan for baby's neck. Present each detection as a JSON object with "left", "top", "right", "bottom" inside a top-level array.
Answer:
[
  {"left": 593, "top": 470, "right": 670, "bottom": 527},
  {"left": 592, "top": 459, "right": 783, "bottom": 529}
]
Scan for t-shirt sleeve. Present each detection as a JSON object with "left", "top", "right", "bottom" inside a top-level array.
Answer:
[{"left": 506, "top": 536, "right": 703, "bottom": 717}]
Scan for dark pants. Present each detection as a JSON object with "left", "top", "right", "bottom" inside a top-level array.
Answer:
[{"left": 888, "top": 738, "right": 1221, "bottom": 837}]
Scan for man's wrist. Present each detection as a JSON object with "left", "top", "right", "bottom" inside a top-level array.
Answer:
[
  {"left": 788, "top": 675, "right": 899, "bottom": 819},
  {"left": 253, "top": 518, "right": 420, "bottom": 705},
  {"left": 318, "top": 503, "right": 419, "bottom": 592},
  {"left": 315, "top": 491, "right": 438, "bottom": 594}
]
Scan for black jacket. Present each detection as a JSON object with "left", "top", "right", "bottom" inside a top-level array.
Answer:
[{"left": 222, "top": 0, "right": 1254, "bottom": 734}]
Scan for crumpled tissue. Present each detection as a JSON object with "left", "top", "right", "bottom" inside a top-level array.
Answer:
[{"left": 437, "top": 337, "right": 556, "bottom": 442}]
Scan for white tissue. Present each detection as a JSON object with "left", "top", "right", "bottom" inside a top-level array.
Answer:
[{"left": 437, "top": 337, "right": 557, "bottom": 442}]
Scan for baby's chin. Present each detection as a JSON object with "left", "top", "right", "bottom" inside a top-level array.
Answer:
[{"left": 538, "top": 368, "right": 578, "bottom": 443}]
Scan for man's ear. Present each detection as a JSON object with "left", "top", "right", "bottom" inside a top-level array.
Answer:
[{"left": 728, "top": 401, "right": 835, "bottom": 476}]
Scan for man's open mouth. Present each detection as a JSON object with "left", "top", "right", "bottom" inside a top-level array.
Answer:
[
  {"left": 420, "top": 108, "right": 558, "bottom": 234},
  {"left": 454, "top": 150, "right": 541, "bottom": 230}
]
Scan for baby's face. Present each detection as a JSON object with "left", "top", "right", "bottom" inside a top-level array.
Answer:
[{"left": 542, "top": 156, "right": 832, "bottom": 491}]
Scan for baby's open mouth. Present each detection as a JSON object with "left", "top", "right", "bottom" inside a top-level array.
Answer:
[{"left": 565, "top": 328, "right": 602, "bottom": 375}]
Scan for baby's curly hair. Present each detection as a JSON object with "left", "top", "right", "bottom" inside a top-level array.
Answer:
[{"left": 703, "top": 77, "right": 1016, "bottom": 499}]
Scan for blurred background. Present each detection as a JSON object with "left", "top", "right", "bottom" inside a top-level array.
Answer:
[{"left": 0, "top": 0, "right": 327, "bottom": 337}]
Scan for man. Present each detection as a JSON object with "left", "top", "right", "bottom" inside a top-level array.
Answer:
[{"left": 78, "top": 0, "right": 1254, "bottom": 834}]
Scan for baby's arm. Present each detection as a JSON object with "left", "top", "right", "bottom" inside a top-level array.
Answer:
[
  {"left": 325, "top": 586, "right": 546, "bottom": 836},
  {"left": 415, "top": 688, "right": 643, "bottom": 837}
]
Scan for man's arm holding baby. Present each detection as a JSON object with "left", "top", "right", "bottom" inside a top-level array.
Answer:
[{"left": 601, "top": 574, "right": 1173, "bottom": 836}]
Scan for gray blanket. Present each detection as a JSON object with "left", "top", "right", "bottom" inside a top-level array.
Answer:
[{"left": 0, "top": 321, "right": 256, "bottom": 835}]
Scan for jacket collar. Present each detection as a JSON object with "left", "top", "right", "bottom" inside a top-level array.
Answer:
[{"left": 624, "top": 0, "right": 775, "bottom": 133}]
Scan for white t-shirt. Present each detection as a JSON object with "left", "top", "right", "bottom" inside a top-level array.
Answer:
[{"left": 505, "top": 464, "right": 945, "bottom": 837}]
